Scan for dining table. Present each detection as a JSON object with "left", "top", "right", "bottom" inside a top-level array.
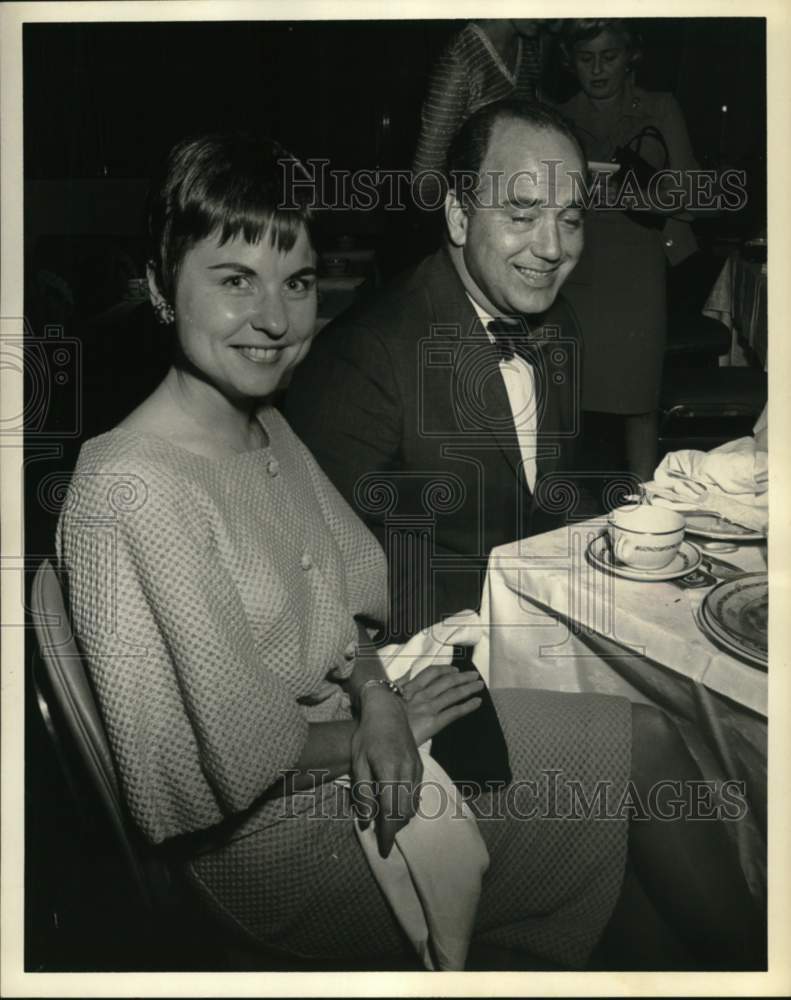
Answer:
[
  {"left": 703, "top": 247, "right": 768, "bottom": 369},
  {"left": 474, "top": 513, "right": 768, "bottom": 902}
]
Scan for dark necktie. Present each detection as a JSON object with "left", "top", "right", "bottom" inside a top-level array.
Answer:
[{"left": 487, "top": 317, "right": 536, "bottom": 361}]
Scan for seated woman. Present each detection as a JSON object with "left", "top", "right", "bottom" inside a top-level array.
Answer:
[{"left": 56, "top": 132, "right": 762, "bottom": 971}]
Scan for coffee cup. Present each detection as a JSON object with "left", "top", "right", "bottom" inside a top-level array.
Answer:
[{"left": 607, "top": 504, "right": 686, "bottom": 571}]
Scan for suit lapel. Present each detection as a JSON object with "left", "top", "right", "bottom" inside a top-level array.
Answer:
[
  {"left": 425, "top": 251, "right": 529, "bottom": 486},
  {"left": 533, "top": 297, "right": 580, "bottom": 483},
  {"left": 477, "top": 345, "right": 528, "bottom": 484},
  {"left": 532, "top": 337, "right": 563, "bottom": 481}
]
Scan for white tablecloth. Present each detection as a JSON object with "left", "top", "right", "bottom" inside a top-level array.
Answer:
[
  {"left": 478, "top": 518, "right": 766, "bottom": 715},
  {"left": 703, "top": 252, "right": 768, "bottom": 369},
  {"left": 478, "top": 517, "right": 768, "bottom": 900}
]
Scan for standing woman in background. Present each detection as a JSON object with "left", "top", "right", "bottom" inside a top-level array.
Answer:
[
  {"left": 554, "top": 19, "right": 700, "bottom": 480},
  {"left": 410, "top": 20, "right": 557, "bottom": 258},
  {"left": 413, "top": 20, "right": 546, "bottom": 180}
]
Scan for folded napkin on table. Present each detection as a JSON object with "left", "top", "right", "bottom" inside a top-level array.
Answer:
[
  {"left": 338, "top": 610, "right": 490, "bottom": 971},
  {"left": 648, "top": 433, "right": 768, "bottom": 532},
  {"left": 753, "top": 402, "right": 768, "bottom": 452}
]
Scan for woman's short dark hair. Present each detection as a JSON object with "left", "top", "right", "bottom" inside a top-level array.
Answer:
[
  {"left": 559, "top": 18, "right": 644, "bottom": 71},
  {"left": 148, "top": 133, "right": 315, "bottom": 302},
  {"left": 445, "top": 99, "right": 586, "bottom": 205}
]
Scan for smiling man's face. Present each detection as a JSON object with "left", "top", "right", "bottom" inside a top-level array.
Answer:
[{"left": 448, "top": 118, "right": 585, "bottom": 317}]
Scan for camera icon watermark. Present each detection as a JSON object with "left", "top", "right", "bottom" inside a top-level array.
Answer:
[
  {"left": 1, "top": 318, "right": 82, "bottom": 440},
  {"left": 418, "top": 320, "right": 581, "bottom": 441}
]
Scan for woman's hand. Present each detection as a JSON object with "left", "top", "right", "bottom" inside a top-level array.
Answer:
[
  {"left": 350, "top": 687, "right": 423, "bottom": 859},
  {"left": 345, "top": 616, "right": 484, "bottom": 857},
  {"left": 401, "top": 663, "right": 484, "bottom": 747}
]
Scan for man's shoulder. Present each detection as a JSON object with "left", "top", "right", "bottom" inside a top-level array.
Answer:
[
  {"left": 541, "top": 292, "right": 582, "bottom": 335},
  {"left": 318, "top": 247, "right": 469, "bottom": 345}
]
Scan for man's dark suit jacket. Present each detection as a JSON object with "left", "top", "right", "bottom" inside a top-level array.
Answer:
[{"left": 284, "top": 247, "right": 586, "bottom": 641}]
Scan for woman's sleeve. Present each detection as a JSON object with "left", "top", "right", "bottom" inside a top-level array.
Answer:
[
  {"left": 58, "top": 460, "right": 309, "bottom": 843},
  {"left": 659, "top": 93, "right": 700, "bottom": 172},
  {"left": 656, "top": 94, "right": 703, "bottom": 247},
  {"left": 413, "top": 40, "right": 472, "bottom": 179}
]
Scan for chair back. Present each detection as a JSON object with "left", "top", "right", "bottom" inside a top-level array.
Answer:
[
  {"left": 29, "top": 560, "right": 275, "bottom": 969},
  {"left": 30, "top": 559, "right": 155, "bottom": 908}
]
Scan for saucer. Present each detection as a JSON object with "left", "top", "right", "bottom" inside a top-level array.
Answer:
[{"left": 587, "top": 534, "right": 702, "bottom": 582}]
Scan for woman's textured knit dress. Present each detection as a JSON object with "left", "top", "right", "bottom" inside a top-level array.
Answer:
[{"left": 57, "top": 407, "right": 631, "bottom": 967}]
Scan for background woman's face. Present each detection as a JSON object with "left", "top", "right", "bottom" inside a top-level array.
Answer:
[
  {"left": 572, "top": 29, "right": 632, "bottom": 101},
  {"left": 171, "top": 226, "right": 317, "bottom": 404}
]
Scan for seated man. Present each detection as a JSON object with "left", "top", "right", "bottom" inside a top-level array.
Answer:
[{"left": 285, "top": 100, "right": 589, "bottom": 640}]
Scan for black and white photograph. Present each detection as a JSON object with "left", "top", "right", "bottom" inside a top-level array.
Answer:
[{"left": 1, "top": 1, "right": 789, "bottom": 995}]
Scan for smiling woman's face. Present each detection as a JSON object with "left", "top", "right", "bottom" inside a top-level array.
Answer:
[
  {"left": 170, "top": 226, "right": 318, "bottom": 404},
  {"left": 572, "top": 29, "right": 632, "bottom": 101}
]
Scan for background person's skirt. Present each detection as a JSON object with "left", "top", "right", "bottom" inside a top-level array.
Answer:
[
  {"left": 187, "top": 689, "right": 632, "bottom": 969},
  {"left": 562, "top": 208, "right": 667, "bottom": 415}
]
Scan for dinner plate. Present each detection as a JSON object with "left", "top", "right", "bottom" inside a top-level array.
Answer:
[
  {"left": 648, "top": 496, "right": 765, "bottom": 541},
  {"left": 682, "top": 512, "right": 765, "bottom": 542},
  {"left": 697, "top": 607, "right": 767, "bottom": 668},
  {"left": 700, "top": 574, "right": 768, "bottom": 665},
  {"left": 587, "top": 533, "right": 702, "bottom": 582},
  {"left": 693, "top": 606, "right": 767, "bottom": 670},
  {"left": 699, "top": 613, "right": 767, "bottom": 669}
]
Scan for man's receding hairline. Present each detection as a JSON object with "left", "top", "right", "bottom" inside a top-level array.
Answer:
[{"left": 482, "top": 114, "right": 585, "bottom": 171}]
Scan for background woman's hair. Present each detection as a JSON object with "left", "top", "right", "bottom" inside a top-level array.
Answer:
[
  {"left": 558, "top": 18, "right": 644, "bottom": 73},
  {"left": 147, "top": 133, "right": 316, "bottom": 302}
]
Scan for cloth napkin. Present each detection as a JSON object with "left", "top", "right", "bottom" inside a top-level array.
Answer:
[
  {"left": 340, "top": 610, "right": 490, "bottom": 971},
  {"left": 649, "top": 431, "right": 768, "bottom": 532},
  {"left": 753, "top": 402, "right": 768, "bottom": 452},
  {"left": 353, "top": 751, "right": 489, "bottom": 970},
  {"left": 378, "top": 609, "right": 484, "bottom": 686}
]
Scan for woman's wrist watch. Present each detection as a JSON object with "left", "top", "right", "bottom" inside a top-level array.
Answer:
[{"left": 355, "top": 678, "right": 405, "bottom": 714}]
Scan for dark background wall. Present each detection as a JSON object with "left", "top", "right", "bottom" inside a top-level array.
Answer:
[
  {"left": 24, "top": 18, "right": 766, "bottom": 237},
  {"left": 24, "top": 20, "right": 453, "bottom": 179},
  {"left": 24, "top": 18, "right": 766, "bottom": 176}
]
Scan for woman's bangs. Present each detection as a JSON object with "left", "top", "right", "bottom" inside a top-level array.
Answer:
[{"left": 211, "top": 202, "right": 308, "bottom": 254}]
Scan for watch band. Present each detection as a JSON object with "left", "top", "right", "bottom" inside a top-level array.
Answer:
[{"left": 355, "top": 678, "right": 405, "bottom": 712}]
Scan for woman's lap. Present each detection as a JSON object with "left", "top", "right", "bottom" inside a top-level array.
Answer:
[
  {"left": 471, "top": 689, "right": 631, "bottom": 967},
  {"left": 188, "top": 689, "right": 632, "bottom": 967}
]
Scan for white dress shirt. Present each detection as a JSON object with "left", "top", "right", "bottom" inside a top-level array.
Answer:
[{"left": 466, "top": 294, "right": 538, "bottom": 491}]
